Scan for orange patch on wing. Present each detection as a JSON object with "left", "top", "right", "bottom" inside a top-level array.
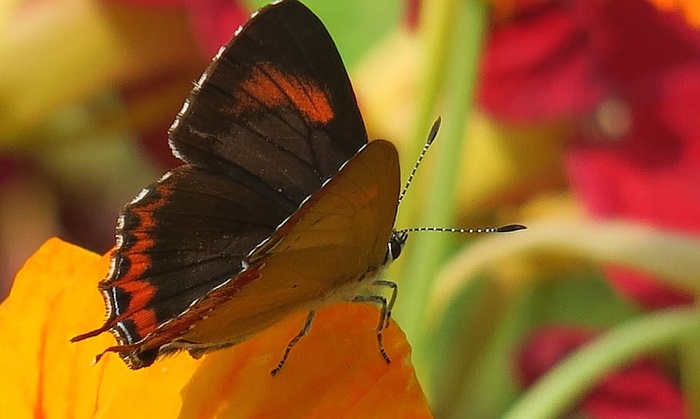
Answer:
[
  {"left": 130, "top": 190, "right": 170, "bottom": 230},
  {"left": 115, "top": 280, "right": 156, "bottom": 315},
  {"left": 128, "top": 308, "right": 159, "bottom": 338},
  {"left": 115, "top": 253, "right": 151, "bottom": 282},
  {"left": 238, "top": 63, "right": 334, "bottom": 124},
  {"left": 132, "top": 210, "right": 158, "bottom": 231},
  {"left": 126, "top": 232, "right": 155, "bottom": 255}
]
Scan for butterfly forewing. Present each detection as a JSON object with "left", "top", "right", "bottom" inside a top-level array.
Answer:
[{"left": 169, "top": 0, "right": 367, "bottom": 206}]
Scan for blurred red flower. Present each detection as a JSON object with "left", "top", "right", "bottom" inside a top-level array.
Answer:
[
  {"left": 0, "top": 0, "right": 251, "bottom": 300},
  {"left": 476, "top": 0, "right": 700, "bottom": 309},
  {"left": 107, "top": 0, "right": 248, "bottom": 56},
  {"left": 106, "top": 0, "right": 249, "bottom": 168},
  {"left": 516, "top": 326, "right": 686, "bottom": 418}
]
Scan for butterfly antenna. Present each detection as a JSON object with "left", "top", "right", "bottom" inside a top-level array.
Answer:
[
  {"left": 395, "top": 118, "right": 527, "bottom": 236},
  {"left": 398, "top": 117, "right": 442, "bottom": 205},
  {"left": 396, "top": 224, "right": 527, "bottom": 236}
]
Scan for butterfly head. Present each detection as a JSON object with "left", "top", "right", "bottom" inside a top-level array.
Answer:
[{"left": 384, "top": 230, "right": 408, "bottom": 265}]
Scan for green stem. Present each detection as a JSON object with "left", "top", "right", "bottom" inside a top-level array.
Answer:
[
  {"left": 393, "top": 0, "right": 490, "bottom": 395},
  {"left": 503, "top": 308, "right": 700, "bottom": 419},
  {"left": 679, "top": 326, "right": 700, "bottom": 418},
  {"left": 393, "top": 0, "right": 457, "bottom": 232}
]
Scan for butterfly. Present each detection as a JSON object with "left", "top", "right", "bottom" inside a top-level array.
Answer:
[{"left": 72, "top": 0, "right": 524, "bottom": 374}]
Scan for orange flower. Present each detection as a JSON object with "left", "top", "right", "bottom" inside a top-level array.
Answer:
[
  {"left": 0, "top": 239, "right": 432, "bottom": 418},
  {"left": 649, "top": 0, "right": 700, "bottom": 26}
]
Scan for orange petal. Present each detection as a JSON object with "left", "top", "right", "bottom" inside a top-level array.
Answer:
[
  {"left": 0, "top": 238, "right": 200, "bottom": 418},
  {"left": 181, "top": 304, "right": 431, "bottom": 418},
  {"left": 0, "top": 238, "right": 432, "bottom": 418},
  {"left": 649, "top": 0, "right": 700, "bottom": 27}
]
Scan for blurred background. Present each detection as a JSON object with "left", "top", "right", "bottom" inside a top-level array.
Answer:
[{"left": 2, "top": 0, "right": 699, "bottom": 417}]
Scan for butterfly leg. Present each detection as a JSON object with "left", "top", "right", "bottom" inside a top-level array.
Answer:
[
  {"left": 352, "top": 294, "right": 392, "bottom": 364},
  {"left": 271, "top": 310, "right": 316, "bottom": 376},
  {"left": 373, "top": 279, "right": 398, "bottom": 328}
]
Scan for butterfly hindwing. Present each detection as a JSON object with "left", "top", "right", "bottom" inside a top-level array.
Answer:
[{"left": 90, "top": 166, "right": 291, "bottom": 358}]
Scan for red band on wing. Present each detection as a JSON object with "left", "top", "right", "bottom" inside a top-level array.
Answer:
[
  {"left": 118, "top": 264, "right": 264, "bottom": 355},
  {"left": 237, "top": 63, "right": 334, "bottom": 124},
  {"left": 95, "top": 184, "right": 175, "bottom": 341},
  {"left": 128, "top": 309, "right": 159, "bottom": 338}
]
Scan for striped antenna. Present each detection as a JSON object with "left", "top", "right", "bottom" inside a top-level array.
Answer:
[
  {"left": 395, "top": 118, "right": 527, "bottom": 236},
  {"left": 398, "top": 117, "right": 441, "bottom": 205},
  {"left": 395, "top": 224, "right": 527, "bottom": 236}
]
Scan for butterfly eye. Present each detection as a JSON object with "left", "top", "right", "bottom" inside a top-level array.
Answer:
[{"left": 384, "top": 231, "right": 408, "bottom": 265}]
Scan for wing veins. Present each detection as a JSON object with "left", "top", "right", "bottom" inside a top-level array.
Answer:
[
  {"left": 175, "top": 134, "right": 299, "bottom": 208},
  {"left": 134, "top": 253, "right": 237, "bottom": 283},
  {"left": 246, "top": 24, "right": 328, "bottom": 176},
  {"left": 199, "top": 76, "right": 321, "bottom": 182}
]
